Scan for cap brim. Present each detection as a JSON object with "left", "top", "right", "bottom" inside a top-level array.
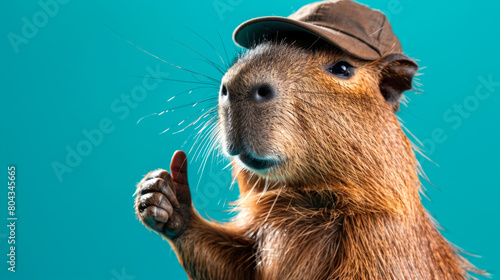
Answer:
[{"left": 233, "top": 16, "right": 380, "bottom": 60}]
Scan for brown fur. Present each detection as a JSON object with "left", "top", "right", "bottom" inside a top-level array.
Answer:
[{"left": 135, "top": 39, "right": 485, "bottom": 279}]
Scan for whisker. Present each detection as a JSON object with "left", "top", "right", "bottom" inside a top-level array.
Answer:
[
  {"left": 187, "top": 27, "right": 228, "bottom": 69},
  {"left": 194, "top": 121, "right": 220, "bottom": 191},
  {"left": 160, "top": 104, "right": 217, "bottom": 135},
  {"left": 257, "top": 177, "right": 270, "bottom": 204},
  {"left": 193, "top": 113, "right": 215, "bottom": 130},
  {"left": 230, "top": 173, "right": 257, "bottom": 213},
  {"left": 138, "top": 98, "right": 215, "bottom": 127},
  {"left": 187, "top": 115, "right": 213, "bottom": 157},
  {"left": 193, "top": 116, "right": 219, "bottom": 163},
  {"left": 164, "top": 97, "right": 218, "bottom": 112},
  {"left": 173, "top": 39, "right": 226, "bottom": 75},
  {"left": 264, "top": 184, "right": 283, "bottom": 222},
  {"left": 217, "top": 30, "right": 231, "bottom": 69},
  {"left": 173, "top": 105, "right": 218, "bottom": 135},
  {"left": 222, "top": 161, "right": 232, "bottom": 171},
  {"left": 201, "top": 127, "right": 222, "bottom": 177},
  {"left": 132, "top": 45, "right": 220, "bottom": 82},
  {"left": 112, "top": 27, "right": 220, "bottom": 82},
  {"left": 230, "top": 167, "right": 253, "bottom": 213},
  {"left": 135, "top": 76, "right": 219, "bottom": 87},
  {"left": 166, "top": 86, "right": 215, "bottom": 102},
  {"left": 190, "top": 119, "right": 215, "bottom": 161},
  {"left": 136, "top": 112, "right": 158, "bottom": 124},
  {"left": 192, "top": 58, "right": 226, "bottom": 75},
  {"left": 228, "top": 164, "right": 241, "bottom": 192}
]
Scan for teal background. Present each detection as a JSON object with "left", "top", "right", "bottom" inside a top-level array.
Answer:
[{"left": 1, "top": 0, "right": 498, "bottom": 279}]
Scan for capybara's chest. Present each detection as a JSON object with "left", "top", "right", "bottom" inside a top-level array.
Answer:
[{"left": 252, "top": 218, "right": 341, "bottom": 279}]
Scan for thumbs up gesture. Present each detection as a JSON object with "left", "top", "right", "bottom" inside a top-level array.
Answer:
[{"left": 134, "top": 151, "right": 192, "bottom": 239}]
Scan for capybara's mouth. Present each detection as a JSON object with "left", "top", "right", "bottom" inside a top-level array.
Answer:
[{"left": 237, "top": 152, "right": 279, "bottom": 171}]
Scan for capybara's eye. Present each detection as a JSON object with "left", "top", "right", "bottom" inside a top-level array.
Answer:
[{"left": 326, "top": 61, "right": 355, "bottom": 78}]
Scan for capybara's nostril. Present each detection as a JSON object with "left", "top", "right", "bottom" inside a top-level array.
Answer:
[
  {"left": 226, "top": 143, "right": 240, "bottom": 156},
  {"left": 220, "top": 84, "right": 228, "bottom": 97},
  {"left": 252, "top": 83, "right": 275, "bottom": 103},
  {"left": 219, "top": 84, "right": 230, "bottom": 105}
]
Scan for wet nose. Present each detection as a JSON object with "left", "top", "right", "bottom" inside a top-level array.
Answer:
[{"left": 219, "top": 83, "right": 276, "bottom": 103}]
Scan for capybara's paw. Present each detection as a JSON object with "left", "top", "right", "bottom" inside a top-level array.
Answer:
[{"left": 135, "top": 151, "right": 192, "bottom": 239}]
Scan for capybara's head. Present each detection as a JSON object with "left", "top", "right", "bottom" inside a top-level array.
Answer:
[{"left": 218, "top": 39, "right": 418, "bottom": 188}]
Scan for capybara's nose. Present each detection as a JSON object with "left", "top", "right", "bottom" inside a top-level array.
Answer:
[
  {"left": 219, "top": 82, "right": 276, "bottom": 104},
  {"left": 251, "top": 83, "right": 275, "bottom": 103}
]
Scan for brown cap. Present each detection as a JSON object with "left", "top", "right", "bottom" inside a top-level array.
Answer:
[{"left": 233, "top": 0, "right": 403, "bottom": 60}]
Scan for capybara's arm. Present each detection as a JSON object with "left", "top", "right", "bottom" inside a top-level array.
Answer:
[
  {"left": 170, "top": 213, "right": 255, "bottom": 280},
  {"left": 135, "top": 151, "right": 256, "bottom": 280}
]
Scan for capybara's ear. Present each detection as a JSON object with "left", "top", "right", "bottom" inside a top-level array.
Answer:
[{"left": 377, "top": 54, "right": 418, "bottom": 112}]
